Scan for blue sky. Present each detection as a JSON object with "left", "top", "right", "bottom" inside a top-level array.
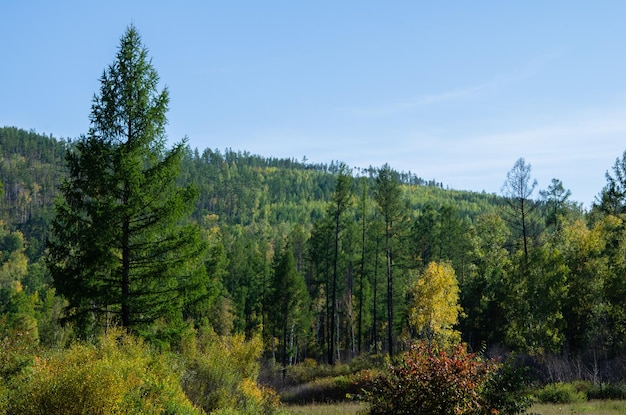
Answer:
[{"left": 3, "top": 1, "right": 626, "bottom": 207}]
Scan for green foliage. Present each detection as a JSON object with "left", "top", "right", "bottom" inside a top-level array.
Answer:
[
  {"left": 360, "top": 342, "right": 498, "bottom": 415},
  {"left": 594, "top": 149, "right": 626, "bottom": 216},
  {"left": 587, "top": 382, "right": 626, "bottom": 400},
  {"left": 46, "top": 26, "right": 209, "bottom": 340},
  {"left": 0, "top": 315, "right": 37, "bottom": 384},
  {"left": 180, "top": 332, "right": 279, "bottom": 415},
  {"left": 3, "top": 329, "right": 201, "bottom": 415},
  {"left": 461, "top": 212, "right": 512, "bottom": 349},
  {"left": 505, "top": 245, "right": 569, "bottom": 354},
  {"left": 481, "top": 354, "right": 534, "bottom": 415},
  {"left": 535, "top": 382, "right": 586, "bottom": 404},
  {"left": 374, "top": 164, "right": 405, "bottom": 357},
  {"left": 268, "top": 247, "right": 310, "bottom": 367}
]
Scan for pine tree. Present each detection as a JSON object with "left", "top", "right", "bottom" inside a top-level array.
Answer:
[
  {"left": 46, "top": 26, "right": 208, "bottom": 339},
  {"left": 501, "top": 157, "right": 538, "bottom": 267},
  {"left": 327, "top": 163, "right": 352, "bottom": 365},
  {"left": 373, "top": 164, "right": 404, "bottom": 357}
]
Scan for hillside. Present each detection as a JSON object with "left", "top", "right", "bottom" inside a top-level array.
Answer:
[
  {"left": 8, "top": 125, "right": 626, "bottom": 386},
  {"left": 0, "top": 127, "right": 501, "bottom": 243}
]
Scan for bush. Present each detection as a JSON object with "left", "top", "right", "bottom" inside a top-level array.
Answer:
[
  {"left": 0, "top": 314, "right": 37, "bottom": 382},
  {"left": 587, "top": 382, "right": 626, "bottom": 400},
  {"left": 180, "top": 331, "right": 279, "bottom": 415},
  {"left": 535, "top": 382, "right": 586, "bottom": 404},
  {"left": 360, "top": 342, "right": 498, "bottom": 415},
  {"left": 481, "top": 354, "right": 534, "bottom": 415},
  {"left": 3, "top": 329, "right": 201, "bottom": 415}
]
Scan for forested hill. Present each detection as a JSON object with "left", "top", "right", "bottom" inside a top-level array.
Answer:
[{"left": 0, "top": 126, "right": 502, "bottom": 243}]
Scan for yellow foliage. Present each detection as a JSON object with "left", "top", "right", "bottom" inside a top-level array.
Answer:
[
  {"left": 0, "top": 250, "right": 28, "bottom": 290},
  {"left": 181, "top": 331, "right": 279, "bottom": 414},
  {"left": 4, "top": 328, "right": 202, "bottom": 415},
  {"left": 407, "top": 261, "right": 462, "bottom": 347}
]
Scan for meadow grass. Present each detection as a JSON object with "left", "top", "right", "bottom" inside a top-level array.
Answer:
[
  {"left": 282, "top": 402, "right": 366, "bottom": 414},
  {"left": 283, "top": 401, "right": 626, "bottom": 415},
  {"left": 530, "top": 400, "right": 626, "bottom": 415}
]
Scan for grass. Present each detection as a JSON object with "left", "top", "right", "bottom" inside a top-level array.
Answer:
[
  {"left": 282, "top": 402, "right": 366, "bottom": 414},
  {"left": 530, "top": 400, "right": 626, "bottom": 414},
  {"left": 282, "top": 401, "right": 626, "bottom": 415}
]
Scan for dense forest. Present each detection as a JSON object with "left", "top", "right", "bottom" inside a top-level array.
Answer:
[
  {"left": 0, "top": 125, "right": 507, "bottom": 347},
  {"left": 6, "top": 123, "right": 626, "bottom": 370},
  {"left": 4, "top": 25, "right": 626, "bottom": 414}
]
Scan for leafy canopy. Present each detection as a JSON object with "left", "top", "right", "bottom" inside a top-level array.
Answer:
[{"left": 46, "top": 25, "right": 208, "bottom": 340}]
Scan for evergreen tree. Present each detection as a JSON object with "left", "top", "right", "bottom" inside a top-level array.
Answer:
[
  {"left": 594, "top": 149, "right": 626, "bottom": 217},
  {"left": 373, "top": 164, "right": 404, "bottom": 357},
  {"left": 269, "top": 247, "right": 309, "bottom": 368},
  {"left": 46, "top": 26, "right": 208, "bottom": 339},
  {"left": 539, "top": 178, "right": 572, "bottom": 230},
  {"left": 327, "top": 163, "right": 352, "bottom": 365},
  {"left": 501, "top": 157, "right": 538, "bottom": 267}
]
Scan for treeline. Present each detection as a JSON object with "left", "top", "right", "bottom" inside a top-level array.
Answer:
[{"left": 5, "top": 125, "right": 626, "bottom": 382}]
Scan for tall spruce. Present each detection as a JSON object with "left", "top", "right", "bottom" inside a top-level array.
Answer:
[{"left": 46, "top": 26, "right": 208, "bottom": 338}]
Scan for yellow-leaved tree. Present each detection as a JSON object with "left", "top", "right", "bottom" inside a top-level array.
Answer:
[{"left": 407, "top": 261, "right": 462, "bottom": 347}]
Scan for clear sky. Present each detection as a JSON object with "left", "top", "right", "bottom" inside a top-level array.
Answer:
[{"left": 3, "top": 1, "right": 626, "bottom": 208}]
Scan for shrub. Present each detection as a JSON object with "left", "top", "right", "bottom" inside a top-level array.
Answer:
[
  {"left": 0, "top": 315, "right": 37, "bottom": 382},
  {"left": 3, "top": 328, "right": 201, "bottom": 415},
  {"left": 535, "top": 382, "right": 586, "bottom": 404},
  {"left": 360, "top": 342, "right": 498, "bottom": 415},
  {"left": 481, "top": 354, "right": 534, "bottom": 415},
  {"left": 587, "top": 382, "right": 626, "bottom": 400},
  {"left": 181, "top": 332, "right": 279, "bottom": 415}
]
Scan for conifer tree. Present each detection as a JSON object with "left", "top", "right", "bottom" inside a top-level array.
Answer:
[
  {"left": 46, "top": 26, "right": 208, "bottom": 338},
  {"left": 327, "top": 163, "right": 352, "bottom": 365},
  {"left": 374, "top": 164, "right": 403, "bottom": 357},
  {"left": 501, "top": 157, "right": 538, "bottom": 267},
  {"left": 269, "top": 247, "right": 309, "bottom": 368}
]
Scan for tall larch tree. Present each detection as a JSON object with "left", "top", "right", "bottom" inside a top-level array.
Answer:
[
  {"left": 374, "top": 164, "right": 403, "bottom": 357},
  {"left": 327, "top": 163, "right": 352, "bottom": 365},
  {"left": 46, "top": 26, "right": 208, "bottom": 339},
  {"left": 501, "top": 157, "right": 538, "bottom": 267}
]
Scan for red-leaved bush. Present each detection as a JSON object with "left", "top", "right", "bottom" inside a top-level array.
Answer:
[{"left": 361, "top": 342, "right": 500, "bottom": 415}]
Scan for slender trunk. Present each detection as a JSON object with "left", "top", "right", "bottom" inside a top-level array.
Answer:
[
  {"left": 372, "top": 236, "right": 379, "bottom": 352},
  {"left": 282, "top": 321, "right": 288, "bottom": 369},
  {"left": 121, "top": 187, "right": 131, "bottom": 329},
  {"left": 121, "top": 123, "right": 132, "bottom": 330},
  {"left": 329, "top": 209, "right": 340, "bottom": 365},
  {"left": 324, "top": 242, "right": 331, "bottom": 363},
  {"left": 358, "top": 207, "right": 366, "bottom": 354},
  {"left": 386, "top": 218, "right": 394, "bottom": 358},
  {"left": 521, "top": 198, "right": 529, "bottom": 267}
]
